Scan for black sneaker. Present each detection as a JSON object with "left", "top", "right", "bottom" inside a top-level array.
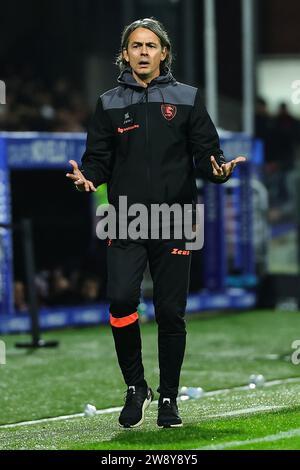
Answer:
[
  {"left": 119, "top": 385, "right": 154, "bottom": 428},
  {"left": 157, "top": 397, "right": 183, "bottom": 428}
]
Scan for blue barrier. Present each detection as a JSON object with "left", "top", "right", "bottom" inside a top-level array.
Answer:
[
  {"left": 0, "top": 290, "right": 256, "bottom": 334},
  {"left": 0, "top": 136, "right": 13, "bottom": 317},
  {"left": 3, "top": 132, "right": 86, "bottom": 169},
  {"left": 202, "top": 135, "right": 259, "bottom": 290}
]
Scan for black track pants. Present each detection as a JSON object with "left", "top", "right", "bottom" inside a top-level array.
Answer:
[{"left": 107, "top": 237, "right": 191, "bottom": 399}]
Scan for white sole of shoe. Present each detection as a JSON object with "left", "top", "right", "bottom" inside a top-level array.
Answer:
[{"left": 157, "top": 423, "right": 183, "bottom": 428}]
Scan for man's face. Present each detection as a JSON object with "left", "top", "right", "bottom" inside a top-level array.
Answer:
[{"left": 123, "top": 27, "right": 167, "bottom": 82}]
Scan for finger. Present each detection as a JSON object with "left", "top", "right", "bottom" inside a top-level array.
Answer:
[
  {"left": 68, "top": 174, "right": 81, "bottom": 181},
  {"left": 75, "top": 179, "right": 84, "bottom": 185},
  {"left": 227, "top": 164, "right": 236, "bottom": 176},
  {"left": 228, "top": 161, "right": 236, "bottom": 174},
  {"left": 84, "top": 181, "right": 90, "bottom": 192},
  {"left": 71, "top": 167, "right": 84, "bottom": 180},
  {"left": 234, "top": 156, "right": 247, "bottom": 164},
  {"left": 74, "top": 170, "right": 84, "bottom": 180},
  {"left": 210, "top": 156, "right": 220, "bottom": 170},
  {"left": 221, "top": 162, "right": 234, "bottom": 177},
  {"left": 89, "top": 182, "right": 97, "bottom": 192},
  {"left": 69, "top": 159, "right": 79, "bottom": 172},
  {"left": 211, "top": 156, "right": 222, "bottom": 174},
  {"left": 221, "top": 163, "right": 229, "bottom": 176}
]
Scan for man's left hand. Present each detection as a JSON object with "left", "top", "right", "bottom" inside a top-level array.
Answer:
[{"left": 210, "top": 155, "right": 247, "bottom": 180}]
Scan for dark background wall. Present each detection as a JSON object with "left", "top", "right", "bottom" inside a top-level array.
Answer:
[
  {"left": 260, "top": 0, "right": 300, "bottom": 54},
  {"left": 2, "top": 0, "right": 300, "bottom": 96}
]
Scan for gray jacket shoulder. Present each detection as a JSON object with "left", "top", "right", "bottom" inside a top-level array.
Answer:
[
  {"left": 100, "top": 86, "right": 124, "bottom": 110},
  {"left": 99, "top": 82, "right": 199, "bottom": 110},
  {"left": 157, "top": 81, "right": 198, "bottom": 106},
  {"left": 170, "top": 82, "right": 198, "bottom": 106}
]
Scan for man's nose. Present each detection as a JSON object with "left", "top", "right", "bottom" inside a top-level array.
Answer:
[{"left": 141, "top": 44, "right": 148, "bottom": 55}]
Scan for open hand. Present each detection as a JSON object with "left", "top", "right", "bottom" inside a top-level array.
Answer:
[
  {"left": 211, "top": 155, "right": 246, "bottom": 180},
  {"left": 66, "top": 160, "right": 96, "bottom": 192}
]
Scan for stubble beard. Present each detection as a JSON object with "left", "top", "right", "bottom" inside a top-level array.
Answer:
[{"left": 135, "top": 70, "right": 151, "bottom": 80}]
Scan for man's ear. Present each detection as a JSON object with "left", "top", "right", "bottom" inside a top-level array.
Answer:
[
  {"left": 161, "top": 47, "right": 167, "bottom": 62},
  {"left": 123, "top": 49, "right": 129, "bottom": 63}
]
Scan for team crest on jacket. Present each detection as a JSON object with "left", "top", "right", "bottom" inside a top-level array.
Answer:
[{"left": 161, "top": 104, "right": 177, "bottom": 121}]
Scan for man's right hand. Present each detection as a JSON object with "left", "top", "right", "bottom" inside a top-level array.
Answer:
[{"left": 66, "top": 160, "right": 97, "bottom": 192}]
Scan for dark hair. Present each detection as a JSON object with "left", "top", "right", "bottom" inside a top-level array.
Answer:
[{"left": 116, "top": 18, "right": 172, "bottom": 72}]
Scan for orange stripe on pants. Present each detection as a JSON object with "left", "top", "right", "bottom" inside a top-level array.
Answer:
[{"left": 110, "top": 311, "right": 139, "bottom": 328}]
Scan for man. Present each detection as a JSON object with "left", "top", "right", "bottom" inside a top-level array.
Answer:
[{"left": 66, "top": 18, "right": 245, "bottom": 428}]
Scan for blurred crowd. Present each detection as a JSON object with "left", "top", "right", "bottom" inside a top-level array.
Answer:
[
  {"left": 0, "top": 66, "right": 90, "bottom": 132},
  {"left": 14, "top": 267, "right": 105, "bottom": 312},
  {"left": 255, "top": 98, "right": 300, "bottom": 222}
]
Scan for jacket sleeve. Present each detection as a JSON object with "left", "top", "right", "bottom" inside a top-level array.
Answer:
[
  {"left": 188, "top": 89, "right": 229, "bottom": 184},
  {"left": 81, "top": 97, "right": 114, "bottom": 187}
]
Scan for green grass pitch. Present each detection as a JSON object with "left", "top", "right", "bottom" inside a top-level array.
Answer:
[{"left": 1, "top": 309, "right": 300, "bottom": 450}]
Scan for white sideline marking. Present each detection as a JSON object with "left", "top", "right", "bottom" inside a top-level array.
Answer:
[
  {"left": 197, "top": 428, "right": 300, "bottom": 450},
  {"left": 0, "top": 407, "right": 123, "bottom": 429},
  {"left": 1, "top": 376, "right": 300, "bottom": 430},
  {"left": 207, "top": 404, "right": 286, "bottom": 419}
]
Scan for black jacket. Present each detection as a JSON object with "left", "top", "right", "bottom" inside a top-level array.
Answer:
[{"left": 81, "top": 69, "right": 227, "bottom": 207}]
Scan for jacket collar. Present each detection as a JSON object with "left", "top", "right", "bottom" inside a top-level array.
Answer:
[{"left": 117, "top": 67, "right": 176, "bottom": 89}]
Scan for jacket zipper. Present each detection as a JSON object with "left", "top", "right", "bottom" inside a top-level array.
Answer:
[{"left": 145, "top": 87, "right": 151, "bottom": 202}]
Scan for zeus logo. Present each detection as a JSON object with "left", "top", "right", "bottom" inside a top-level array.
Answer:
[
  {"left": 0, "top": 80, "right": 6, "bottom": 104},
  {"left": 291, "top": 80, "right": 300, "bottom": 105},
  {"left": 291, "top": 339, "right": 300, "bottom": 365}
]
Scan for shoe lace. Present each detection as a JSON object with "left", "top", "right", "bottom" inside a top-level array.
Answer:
[
  {"left": 159, "top": 399, "right": 177, "bottom": 411},
  {"left": 124, "top": 387, "right": 146, "bottom": 408},
  {"left": 124, "top": 388, "right": 134, "bottom": 406}
]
